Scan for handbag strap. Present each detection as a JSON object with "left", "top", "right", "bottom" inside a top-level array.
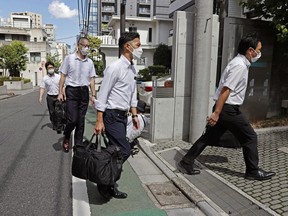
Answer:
[
  {"left": 85, "top": 133, "right": 109, "bottom": 152},
  {"left": 85, "top": 134, "right": 98, "bottom": 150}
]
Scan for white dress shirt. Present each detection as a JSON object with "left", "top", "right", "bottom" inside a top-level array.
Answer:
[
  {"left": 213, "top": 54, "right": 251, "bottom": 105},
  {"left": 40, "top": 73, "right": 60, "bottom": 96},
  {"left": 126, "top": 114, "right": 148, "bottom": 143},
  {"left": 59, "top": 53, "right": 96, "bottom": 87},
  {"left": 95, "top": 55, "right": 138, "bottom": 112}
]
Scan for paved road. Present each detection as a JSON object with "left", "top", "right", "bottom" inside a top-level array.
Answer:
[{"left": 0, "top": 90, "right": 72, "bottom": 216}]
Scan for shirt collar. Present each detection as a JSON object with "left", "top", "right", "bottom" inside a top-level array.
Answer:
[
  {"left": 74, "top": 52, "right": 88, "bottom": 61},
  {"left": 120, "top": 55, "right": 133, "bottom": 68},
  {"left": 238, "top": 54, "right": 251, "bottom": 68}
]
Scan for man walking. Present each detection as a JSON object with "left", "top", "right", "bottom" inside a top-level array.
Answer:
[
  {"left": 39, "top": 61, "right": 61, "bottom": 133},
  {"left": 178, "top": 33, "right": 276, "bottom": 181},
  {"left": 94, "top": 32, "right": 142, "bottom": 199},
  {"left": 58, "top": 37, "right": 96, "bottom": 152}
]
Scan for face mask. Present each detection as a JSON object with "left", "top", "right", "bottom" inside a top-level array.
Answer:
[
  {"left": 251, "top": 49, "right": 261, "bottom": 63},
  {"left": 47, "top": 69, "right": 54, "bottom": 75},
  {"left": 129, "top": 44, "right": 143, "bottom": 59},
  {"left": 80, "top": 47, "right": 89, "bottom": 56}
]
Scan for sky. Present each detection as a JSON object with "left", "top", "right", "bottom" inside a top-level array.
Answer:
[{"left": 0, "top": 0, "right": 81, "bottom": 48}]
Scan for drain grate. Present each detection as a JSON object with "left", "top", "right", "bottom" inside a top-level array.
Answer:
[{"left": 147, "top": 182, "right": 192, "bottom": 207}]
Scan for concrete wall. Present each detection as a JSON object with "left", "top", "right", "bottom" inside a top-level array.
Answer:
[{"left": 0, "top": 85, "right": 7, "bottom": 94}]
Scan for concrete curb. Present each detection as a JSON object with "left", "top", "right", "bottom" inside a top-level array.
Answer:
[{"left": 138, "top": 138, "right": 228, "bottom": 216}]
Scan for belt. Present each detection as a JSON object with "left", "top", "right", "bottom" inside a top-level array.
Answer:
[
  {"left": 47, "top": 94, "right": 58, "bottom": 97},
  {"left": 66, "top": 85, "right": 88, "bottom": 89},
  {"left": 106, "top": 109, "right": 128, "bottom": 116}
]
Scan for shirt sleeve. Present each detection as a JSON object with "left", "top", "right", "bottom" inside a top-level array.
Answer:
[
  {"left": 89, "top": 59, "right": 97, "bottom": 78},
  {"left": 95, "top": 66, "right": 118, "bottom": 112},
  {"left": 59, "top": 55, "right": 69, "bottom": 75},
  {"left": 131, "top": 84, "right": 138, "bottom": 108},
  {"left": 223, "top": 64, "right": 246, "bottom": 91}
]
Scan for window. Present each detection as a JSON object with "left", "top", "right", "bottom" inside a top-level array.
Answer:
[
  {"left": 34, "top": 37, "right": 37, "bottom": 42},
  {"left": 148, "top": 28, "right": 152, "bottom": 42},
  {"left": 129, "top": 26, "right": 137, "bottom": 33},
  {"left": 137, "top": 57, "right": 146, "bottom": 65},
  {"left": 30, "top": 52, "right": 41, "bottom": 63}
]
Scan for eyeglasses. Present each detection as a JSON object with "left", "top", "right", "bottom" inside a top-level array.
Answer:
[{"left": 80, "top": 43, "right": 90, "bottom": 48}]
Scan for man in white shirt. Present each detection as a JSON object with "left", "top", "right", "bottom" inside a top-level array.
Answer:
[
  {"left": 178, "top": 33, "right": 276, "bottom": 181},
  {"left": 94, "top": 32, "right": 142, "bottom": 199},
  {"left": 39, "top": 62, "right": 61, "bottom": 132},
  {"left": 58, "top": 37, "right": 96, "bottom": 152}
]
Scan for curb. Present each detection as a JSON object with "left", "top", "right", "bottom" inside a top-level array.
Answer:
[{"left": 138, "top": 138, "right": 228, "bottom": 216}]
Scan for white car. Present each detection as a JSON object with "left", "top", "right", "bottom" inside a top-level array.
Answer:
[{"left": 138, "top": 75, "right": 172, "bottom": 106}]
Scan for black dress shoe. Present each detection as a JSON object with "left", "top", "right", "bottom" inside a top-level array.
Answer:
[
  {"left": 97, "top": 185, "right": 112, "bottom": 200},
  {"left": 177, "top": 160, "right": 200, "bottom": 175},
  {"left": 109, "top": 186, "right": 127, "bottom": 199},
  {"left": 62, "top": 137, "right": 70, "bottom": 153},
  {"left": 245, "top": 169, "right": 276, "bottom": 181}
]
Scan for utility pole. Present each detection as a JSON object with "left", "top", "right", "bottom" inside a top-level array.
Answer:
[
  {"left": 189, "top": 0, "right": 214, "bottom": 143},
  {"left": 119, "top": 0, "right": 126, "bottom": 57}
]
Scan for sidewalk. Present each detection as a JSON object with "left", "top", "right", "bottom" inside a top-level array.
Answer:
[
  {"left": 84, "top": 106, "right": 288, "bottom": 216},
  {"left": 83, "top": 107, "right": 205, "bottom": 216}
]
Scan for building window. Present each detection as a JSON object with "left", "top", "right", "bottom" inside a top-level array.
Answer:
[
  {"left": 129, "top": 26, "right": 137, "bottom": 33},
  {"left": 34, "top": 37, "right": 37, "bottom": 42},
  {"left": 137, "top": 57, "right": 145, "bottom": 65},
  {"left": 148, "top": 28, "right": 152, "bottom": 42},
  {"left": 30, "top": 52, "right": 41, "bottom": 63}
]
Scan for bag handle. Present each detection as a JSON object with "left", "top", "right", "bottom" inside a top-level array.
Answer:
[
  {"left": 85, "top": 133, "right": 109, "bottom": 151},
  {"left": 85, "top": 134, "right": 97, "bottom": 150}
]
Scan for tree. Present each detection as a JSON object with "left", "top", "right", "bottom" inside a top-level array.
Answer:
[
  {"left": 46, "top": 54, "right": 62, "bottom": 71},
  {"left": 240, "top": 0, "right": 288, "bottom": 41},
  {"left": 87, "top": 35, "right": 104, "bottom": 76},
  {"left": 0, "top": 41, "right": 28, "bottom": 77},
  {"left": 153, "top": 43, "right": 172, "bottom": 69}
]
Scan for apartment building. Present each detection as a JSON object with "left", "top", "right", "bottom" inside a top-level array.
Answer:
[
  {"left": 0, "top": 12, "right": 69, "bottom": 86},
  {"left": 98, "top": 0, "right": 173, "bottom": 72},
  {"left": 10, "top": 11, "right": 42, "bottom": 29}
]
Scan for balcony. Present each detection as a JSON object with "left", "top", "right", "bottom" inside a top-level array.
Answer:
[
  {"left": 101, "top": 0, "right": 115, "bottom": 3},
  {"left": 139, "top": 0, "right": 151, "bottom": 5},
  {"left": 102, "top": 6, "right": 115, "bottom": 13},
  {"left": 138, "top": 7, "right": 151, "bottom": 16}
]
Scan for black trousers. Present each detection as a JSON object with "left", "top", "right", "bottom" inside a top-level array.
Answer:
[
  {"left": 98, "top": 109, "right": 130, "bottom": 191},
  {"left": 64, "top": 86, "right": 89, "bottom": 145},
  {"left": 46, "top": 95, "right": 58, "bottom": 125},
  {"left": 103, "top": 109, "right": 131, "bottom": 162},
  {"left": 183, "top": 104, "right": 259, "bottom": 173}
]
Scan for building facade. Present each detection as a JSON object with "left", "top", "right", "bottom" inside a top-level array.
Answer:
[
  {"left": 0, "top": 12, "right": 69, "bottom": 86},
  {"left": 98, "top": 0, "right": 173, "bottom": 72}
]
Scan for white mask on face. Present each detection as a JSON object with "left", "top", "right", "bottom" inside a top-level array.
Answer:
[
  {"left": 251, "top": 49, "right": 261, "bottom": 63},
  {"left": 80, "top": 47, "right": 89, "bottom": 56},
  {"left": 47, "top": 69, "right": 54, "bottom": 75},
  {"left": 129, "top": 44, "right": 143, "bottom": 59}
]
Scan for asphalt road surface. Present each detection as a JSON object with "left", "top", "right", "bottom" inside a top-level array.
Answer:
[{"left": 0, "top": 91, "right": 72, "bottom": 216}]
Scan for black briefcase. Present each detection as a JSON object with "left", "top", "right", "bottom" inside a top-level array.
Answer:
[{"left": 72, "top": 134, "right": 123, "bottom": 185}]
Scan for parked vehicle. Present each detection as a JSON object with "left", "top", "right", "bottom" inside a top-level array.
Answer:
[{"left": 138, "top": 75, "right": 172, "bottom": 106}]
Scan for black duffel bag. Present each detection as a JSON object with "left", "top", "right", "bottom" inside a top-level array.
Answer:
[{"left": 72, "top": 133, "right": 123, "bottom": 185}]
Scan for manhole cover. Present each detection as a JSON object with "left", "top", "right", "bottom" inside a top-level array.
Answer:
[{"left": 147, "top": 182, "right": 191, "bottom": 207}]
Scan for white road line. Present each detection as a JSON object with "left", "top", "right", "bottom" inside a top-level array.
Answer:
[
  {"left": 71, "top": 130, "right": 91, "bottom": 216},
  {"left": 72, "top": 177, "right": 91, "bottom": 216}
]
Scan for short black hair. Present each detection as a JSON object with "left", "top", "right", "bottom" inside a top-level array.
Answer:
[
  {"left": 45, "top": 61, "right": 55, "bottom": 70},
  {"left": 118, "top": 32, "right": 140, "bottom": 51},
  {"left": 77, "top": 37, "right": 89, "bottom": 45},
  {"left": 237, "top": 32, "right": 261, "bottom": 55}
]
